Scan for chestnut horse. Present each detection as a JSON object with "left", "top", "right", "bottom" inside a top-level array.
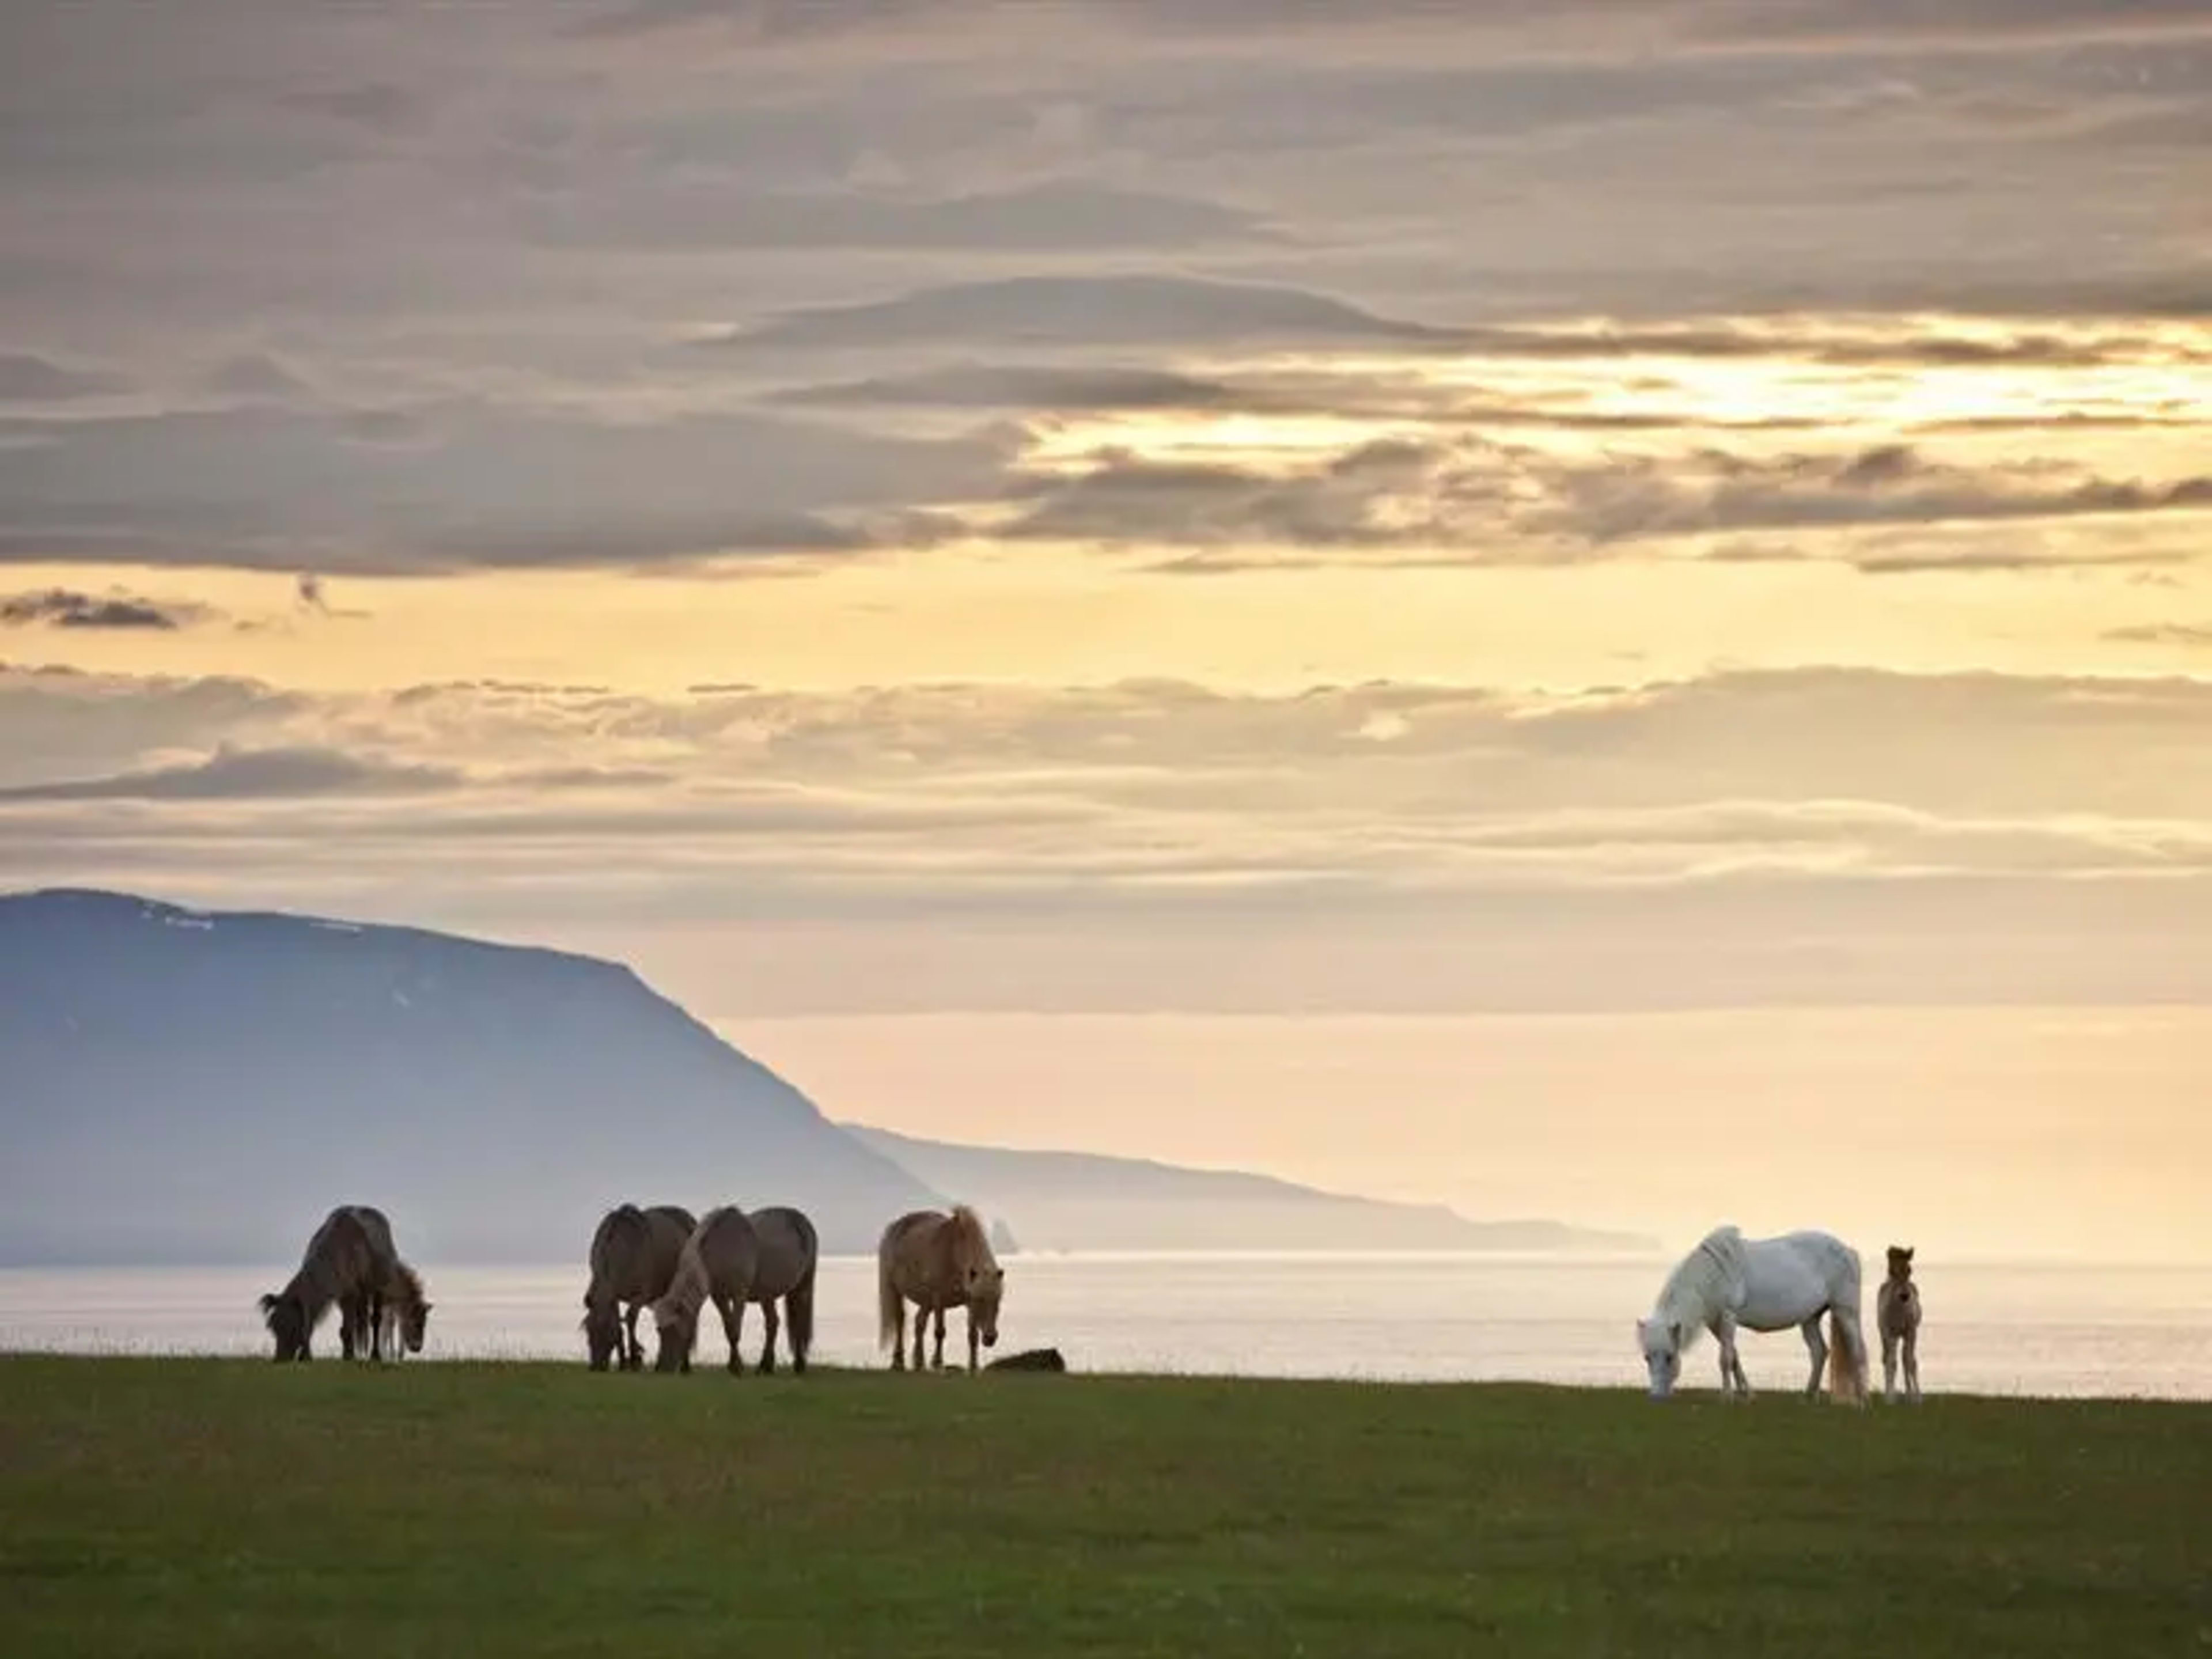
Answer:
[{"left": 878, "top": 1205, "right": 1004, "bottom": 1372}]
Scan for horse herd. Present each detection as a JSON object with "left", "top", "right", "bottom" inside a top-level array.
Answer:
[
  {"left": 261, "top": 1205, "right": 1925, "bottom": 1402},
  {"left": 259, "top": 1199, "right": 1008, "bottom": 1376}
]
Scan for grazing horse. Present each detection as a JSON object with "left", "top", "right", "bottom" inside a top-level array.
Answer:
[
  {"left": 878, "top": 1206, "right": 1005, "bottom": 1373},
  {"left": 739, "top": 1206, "right": 819, "bottom": 1376},
  {"left": 1637, "top": 1225, "right": 1869, "bottom": 1403},
  {"left": 651, "top": 1206, "right": 762, "bottom": 1374},
  {"left": 583, "top": 1203, "right": 696, "bottom": 1372},
  {"left": 259, "top": 1206, "right": 385, "bottom": 1362},
  {"left": 1877, "top": 1245, "right": 1923, "bottom": 1403}
]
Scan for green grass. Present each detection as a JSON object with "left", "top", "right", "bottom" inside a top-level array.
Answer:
[{"left": 0, "top": 1358, "right": 2206, "bottom": 1657}]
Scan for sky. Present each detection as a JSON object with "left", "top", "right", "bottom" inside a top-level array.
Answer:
[{"left": 2, "top": 1, "right": 2208, "bottom": 1259}]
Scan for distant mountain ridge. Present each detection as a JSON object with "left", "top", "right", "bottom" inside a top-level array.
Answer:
[
  {"left": 0, "top": 888, "right": 1652, "bottom": 1268},
  {"left": 0, "top": 888, "right": 938, "bottom": 1263},
  {"left": 845, "top": 1124, "right": 1657, "bottom": 1255}
]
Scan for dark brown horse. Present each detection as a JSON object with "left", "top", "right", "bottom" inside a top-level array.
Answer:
[
  {"left": 260, "top": 1206, "right": 386, "bottom": 1362},
  {"left": 584, "top": 1203, "right": 696, "bottom": 1371},
  {"left": 878, "top": 1205, "right": 1005, "bottom": 1373}
]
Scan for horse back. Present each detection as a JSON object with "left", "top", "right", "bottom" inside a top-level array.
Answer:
[
  {"left": 692, "top": 1206, "right": 763, "bottom": 1298},
  {"left": 302, "top": 1207, "right": 382, "bottom": 1301},
  {"left": 881, "top": 1209, "right": 975, "bottom": 1310},
  {"left": 747, "top": 1206, "right": 818, "bottom": 1301}
]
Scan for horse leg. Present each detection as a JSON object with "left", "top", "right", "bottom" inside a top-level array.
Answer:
[
  {"left": 967, "top": 1307, "right": 980, "bottom": 1373},
  {"left": 1903, "top": 1327, "right": 1921, "bottom": 1402},
  {"left": 720, "top": 1296, "right": 745, "bottom": 1376},
  {"left": 759, "top": 1301, "right": 780, "bottom": 1375},
  {"left": 912, "top": 1305, "right": 931, "bottom": 1373},
  {"left": 1881, "top": 1327, "right": 1899, "bottom": 1401},
  {"left": 1800, "top": 1315, "right": 1828, "bottom": 1401},
  {"left": 891, "top": 1297, "right": 907, "bottom": 1371},
  {"left": 1713, "top": 1314, "right": 1747, "bottom": 1399},
  {"left": 930, "top": 1306, "right": 947, "bottom": 1370}
]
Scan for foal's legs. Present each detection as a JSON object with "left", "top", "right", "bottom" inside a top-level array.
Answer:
[
  {"left": 1881, "top": 1328, "right": 1900, "bottom": 1401},
  {"left": 1799, "top": 1313, "right": 1828, "bottom": 1400},
  {"left": 1902, "top": 1326, "right": 1921, "bottom": 1402},
  {"left": 758, "top": 1300, "right": 781, "bottom": 1375}
]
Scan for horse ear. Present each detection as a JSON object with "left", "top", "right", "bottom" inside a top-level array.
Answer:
[
  {"left": 1902, "top": 1247, "right": 1914, "bottom": 1261},
  {"left": 257, "top": 1293, "right": 279, "bottom": 1315}
]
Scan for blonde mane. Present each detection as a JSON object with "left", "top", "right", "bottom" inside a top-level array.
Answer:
[{"left": 656, "top": 1235, "right": 711, "bottom": 1324}]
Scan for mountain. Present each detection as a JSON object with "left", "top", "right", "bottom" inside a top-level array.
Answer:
[
  {"left": 0, "top": 888, "right": 938, "bottom": 1264},
  {"left": 844, "top": 1124, "right": 1657, "bottom": 1255}
]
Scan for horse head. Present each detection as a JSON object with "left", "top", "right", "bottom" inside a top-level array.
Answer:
[
  {"left": 1886, "top": 1245, "right": 1914, "bottom": 1281},
  {"left": 399, "top": 1297, "right": 431, "bottom": 1355},
  {"left": 651, "top": 1302, "right": 695, "bottom": 1374},
  {"left": 260, "top": 1291, "right": 311, "bottom": 1362},
  {"left": 1636, "top": 1316, "right": 1686, "bottom": 1400},
  {"left": 964, "top": 1261, "right": 1005, "bottom": 1349},
  {"left": 582, "top": 1296, "right": 622, "bottom": 1372}
]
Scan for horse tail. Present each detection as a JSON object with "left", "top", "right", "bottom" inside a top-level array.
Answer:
[
  {"left": 1826, "top": 1307, "right": 1868, "bottom": 1404},
  {"left": 877, "top": 1234, "right": 902, "bottom": 1352},
  {"left": 786, "top": 1259, "right": 816, "bottom": 1370}
]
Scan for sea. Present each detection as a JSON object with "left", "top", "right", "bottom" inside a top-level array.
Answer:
[{"left": 4, "top": 1253, "right": 2209, "bottom": 1399}]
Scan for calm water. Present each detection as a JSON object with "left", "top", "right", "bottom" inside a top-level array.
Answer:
[{"left": 4, "top": 1253, "right": 2209, "bottom": 1399}]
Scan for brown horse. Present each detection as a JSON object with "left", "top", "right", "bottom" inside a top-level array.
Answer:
[
  {"left": 651, "top": 1206, "right": 762, "bottom": 1374},
  {"left": 584, "top": 1203, "right": 696, "bottom": 1372},
  {"left": 1877, "top": 1244, "right": 1923, "bottom": 1403},
  {"left": 260, "top": 1206, "right": 386, "bottom": 1362},
  {"left": 742, "top": 1206, "right": 819, "bottom": 1376},
  {"left": 878, "top": 1206, "right": 1004, "bottom": 1373}
]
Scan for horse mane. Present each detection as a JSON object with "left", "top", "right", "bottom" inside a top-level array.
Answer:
[
  {"left": 947, "top": 1205, "right": 994, "bottom": 1260},
  {"left": 1654, "top": 1225, "right": 1743, "bottom": 1331},
  {"left": 387, "top": 1260, "right": 425, "bottom": 1306},
  {"left": 656, "top": 1234, "right": 710, "bottom": 1323}
]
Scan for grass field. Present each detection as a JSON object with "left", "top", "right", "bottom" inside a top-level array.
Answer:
[{"left": 1, "top": 1357, "right": 2205, "bottom": 1657}]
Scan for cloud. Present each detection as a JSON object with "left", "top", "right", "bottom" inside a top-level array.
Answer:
[
  {"left": 199, "top": 352, "right": 318, "bottom": 405},
  {"left": 0, "top": 353, "right": 128, "bottom": 403},
  {"left": 6, "top": 664, "right": 2212, "bottom": 1009},
  {"left": 0, "top": 402, "right": 1014, "bottom": 574},
  {"left": 0, "top": 588, "right": 217, "bottom": 631},
  {"left": 2103, "top": 622, "right": 2212, "bottom": 649},
  {"left": 998, "top": 437, "right": 2212, "bottom": 561},
  {"left": 725, "top": 275, "right": 1449, "bottom": 353},
  {"left": 522, "top": 181, "right": 1278, "bottom": 253},
  {"left": 0, "top": 744, "right": 464, "bottom": 803}
]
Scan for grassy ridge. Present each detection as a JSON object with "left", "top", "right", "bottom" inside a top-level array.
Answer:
[{"left": 1, "top": 1357, "right": 2205, "bottom": 1657}]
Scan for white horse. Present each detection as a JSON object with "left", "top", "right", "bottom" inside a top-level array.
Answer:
[{"left": 1636, "top": 1225, "right": 1869, "bottom": 1403}]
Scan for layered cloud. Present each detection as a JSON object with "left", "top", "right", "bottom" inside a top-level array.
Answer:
[{"left": 6, "top": 661, "right": 2211, "bottom": 1010}]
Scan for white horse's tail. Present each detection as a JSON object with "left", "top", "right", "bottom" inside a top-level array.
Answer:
[{"left": 1825, "top": 1308, "right": 1868, "bottom": 1404}]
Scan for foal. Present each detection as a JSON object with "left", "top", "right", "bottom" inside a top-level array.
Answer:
[{"left": 1877, "top": 1244, "right": 1922, "bottom": 1403}]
